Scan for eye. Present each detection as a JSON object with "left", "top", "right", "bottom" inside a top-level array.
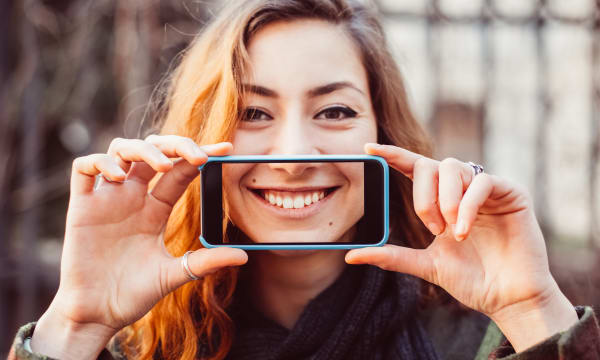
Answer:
[
  {"left": 315, "top": 106, "right": 358, "bottom": 120},
  {"left": 241, "top": 108, "right": 273, "bottom": 122}
]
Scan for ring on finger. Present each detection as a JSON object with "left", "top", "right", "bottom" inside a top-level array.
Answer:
[
  {"left": 182, "top": 251, "right": 200, "bottom": 280},
  {"left": 467, "top": 161, "right": 484, "bottom": 177}
]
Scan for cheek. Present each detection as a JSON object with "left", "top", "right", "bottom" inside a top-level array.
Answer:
[
  {"left": 357, "top": 119, "right": 378, "bottom": 144},
  {"left": 337, "top": 162, "right": 364, "bottom": 183},
  {"left": 231, "top": 129, "right": 271, "bottom": 155},
  {"left": 335, "top": 162, "right": 365, "bottom": 210},
  {"left": 222, "top": 164, "right": 254, "bottom": 207},
  {"left": 222, "top": 165, "right": 237, "bottom": 194},
  {"left": 316, "top": 121, "right": 377, "bottom": 154}
]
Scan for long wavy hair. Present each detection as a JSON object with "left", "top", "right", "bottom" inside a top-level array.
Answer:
[{"left": 119, "top": 1, "right": 435, "bottom": 359}]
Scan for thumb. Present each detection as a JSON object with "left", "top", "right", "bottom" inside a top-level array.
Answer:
[
  {"left": 167, "top": 247, "right": 248, "bottom": 291},
  {"left": 345, "top": 245, "right": 434, "bottom": 283}
]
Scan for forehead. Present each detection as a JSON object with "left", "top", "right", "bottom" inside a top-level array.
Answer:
[{"left": 243, "top": 19, "right": 368, "bottom": 94}]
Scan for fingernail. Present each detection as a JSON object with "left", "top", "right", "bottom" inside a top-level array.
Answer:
[
  {"left": 158, "top": 157, "right": 172, "bottom": 168},
  {"left": 345, "top": 254, "right": 359, "bottom": 264},
  {"left": 454, "top": 220, "right": 466, "bottom": 241},
  {"left": 203, "top": 143, "right": 226, "bottom": 152},
  {"left": 455, "top": 220, "right": 466, "bottom": 235},
  {"left": 428, "top": 222, "right": 442, "bottom": 235},
  {"left": 193, "top": 146, "right": 205, "bottom": 157},
  {"left": 364, "top": 143, "right": 382, "bottom": 154},
  {"left": 112, "top": 166, "right": 126, "bottom": 177}
]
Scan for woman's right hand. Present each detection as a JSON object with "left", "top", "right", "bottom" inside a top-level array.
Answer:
[{"left": 30, "top": 136, "right": 248, "bottom": 359}]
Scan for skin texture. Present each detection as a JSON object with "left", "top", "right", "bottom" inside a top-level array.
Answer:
[
  {"left": 26, "top": 19, "right": 577, "bottom": 360},
  {"left": 345, "top": 144, "right": 578, "bottom": 352},
  {"left": 222, "top": 161, "right": 365, "bottom": 244},
  {"left": 232, "top": 19, "right": 376, "bottom": 329},
  {"left": 30, "top": 140, "right": 248, "bottom": 360},
  {"left": 224, "top": 19, "right": 373, "bottom": 245}
]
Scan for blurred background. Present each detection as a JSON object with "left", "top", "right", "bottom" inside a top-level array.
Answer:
[{"left": 1, "top": 0, "right": 599, "bottom": 355}]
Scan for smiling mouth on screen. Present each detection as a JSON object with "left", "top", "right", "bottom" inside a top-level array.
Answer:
[{"left": 246, "top": 186, "right": 340, "bottom": 219}]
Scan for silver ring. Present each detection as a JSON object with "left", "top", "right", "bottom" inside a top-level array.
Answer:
[
  {"left": 467, "top": 162, "right": 484, "bottom": 177},
  {"left": 181, "top": 251, "right": 200, "bottom": 280}
]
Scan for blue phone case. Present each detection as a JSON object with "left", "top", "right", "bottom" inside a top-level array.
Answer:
[{"left": 198, "top": 154, "right": 389, "bottom": 250}]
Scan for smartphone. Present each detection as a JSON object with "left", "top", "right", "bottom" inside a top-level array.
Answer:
[{"left": 198, "top": 155, "right": 389, "bottom": 250}]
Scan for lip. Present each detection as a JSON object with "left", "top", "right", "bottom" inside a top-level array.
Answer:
[
  {"left": 245, "top": 186, "right": 339, "bottom": 220},
  {"left": 247, "top": 185, "right": 336, "bottom": 192}
]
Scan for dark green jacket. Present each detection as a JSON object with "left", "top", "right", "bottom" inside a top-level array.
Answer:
[{"left": 10, "top": 306, "right": 600, "bottom": 359}]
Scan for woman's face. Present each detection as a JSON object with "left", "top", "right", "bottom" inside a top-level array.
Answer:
[{"left": 224, "top": 19, "right": 377, "bottom": 244}]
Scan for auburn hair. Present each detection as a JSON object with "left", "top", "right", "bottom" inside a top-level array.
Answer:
[{"left": 119, "top": 0, "right": 435, "bottom": 359}]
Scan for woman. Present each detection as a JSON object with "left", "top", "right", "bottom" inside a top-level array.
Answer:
[{"left": 10, "top": 0, "right": 600, "bottom": 359}]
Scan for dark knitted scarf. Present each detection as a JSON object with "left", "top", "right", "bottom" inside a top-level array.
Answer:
[{"left": 220, "top": 265, "right": 440, "bottom": 360}]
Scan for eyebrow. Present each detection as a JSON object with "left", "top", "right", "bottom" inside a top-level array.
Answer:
[
  {"left": 242, "top": 81, "right": 365, "bottom": 98},
  {"left": 243, "top": 84, "right": 278, "bottom": 97}
]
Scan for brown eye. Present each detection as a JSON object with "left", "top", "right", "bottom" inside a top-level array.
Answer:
[
  {"left": 241, "top": 108, "right": 273, "bottom": 122},
  {"left": 315, "top": 106, "right": 358, "bottom": 120}
]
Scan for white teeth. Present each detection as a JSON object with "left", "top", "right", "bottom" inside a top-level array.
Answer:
[
  {"left": 260, "top": 189, "right": 332, "bottom": 209},
  {"left": 293, "top": 195, "right": 304, "bottom": 208},
  {"left": 312, "top": 192, "right": 319, "bottom": 203},
  {"left": 304, "top": 194, "right": 312, "bottom": 205}
]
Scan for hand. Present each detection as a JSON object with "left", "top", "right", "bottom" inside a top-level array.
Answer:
[
  {"left": 346, "top": 143, "right": 577, "bottom": 352},
  {"left": 32, "top": 136, "right": 247, "bottom": 359}
]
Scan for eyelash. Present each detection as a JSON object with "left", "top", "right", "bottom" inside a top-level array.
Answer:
[
  {"left": 240, "top": 106, "right": 358, "bottom": 122},
  {"left": 315, "top": 105, "right": 358, "bottom": 120},
  {"left": 240, "top": 108, "right": 273, "bottom": 122}
]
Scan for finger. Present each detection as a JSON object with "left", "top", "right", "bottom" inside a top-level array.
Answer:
[
  {"left": 454, "top": 174, "right": 514, "bottom": 241},
  {"left": 345, "top": 244, "right": 434, "bottom": 284},
  {"left": 107, "top": 138, "right": 173, "bottom": 174},
  {"left": 412, "top": 157, "right": 445, "bottom": 235},
  {"left": 438, "top": 158, "right": 473, "bottom": 227},
  {"left": 149, "top": 142, "right": 233, "bottom": 206},
  {"left": 199, "top": 142, "right": 234, "bottom": 156},
  {"left": 148, "top": 159, "right": 202, "bottom": 207},
  {"left": 127, "top": 161, "right": 161, "bottom": 184},
  {"left": 145, "top": 135, "right": 207, "bottom": 166},
  {"left": 364, "top": 143, "right": 422, "bottom": 179},
  {"left": 71, "top": 154, "right": 127, "bottom": 194},
  {"left": 167, "top": 247, "right": 248, "bottom": 291}
]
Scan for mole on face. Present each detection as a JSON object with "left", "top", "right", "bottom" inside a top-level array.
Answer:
[
  {"left": 329, "top": 221, "right": 333, "bottom": 226},
  {"left": 252, "top": 178, "right": 256, "bottom": 183}
]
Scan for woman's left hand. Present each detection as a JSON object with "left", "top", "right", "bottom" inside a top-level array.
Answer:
[{"left": 346, "top": 143, "right": 578, "bottom": 353}]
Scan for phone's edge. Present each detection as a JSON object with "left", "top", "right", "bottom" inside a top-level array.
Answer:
[
  {"left": 198, "top": 154, "right": 385, "bottom": 170},
  {"left": 198, "top": 154, "right": 390, "bottom": 250},
  {"left": 199, "top": 235, "right": 388, "bottom": 250}
]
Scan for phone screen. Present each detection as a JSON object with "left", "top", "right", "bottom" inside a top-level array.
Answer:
[{"left": 200, "top": 158, "right": 386, "bottom": 247}]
